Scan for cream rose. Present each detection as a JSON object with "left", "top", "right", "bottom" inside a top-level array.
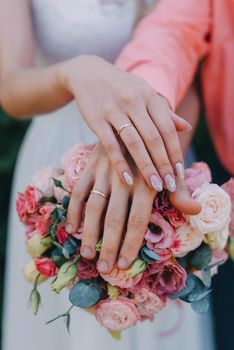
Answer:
[
  {"left": 204, "top": 226, "right": 230, "bottom": 250},
  {"left": 187, "top": 183, "right": 231, "bottom": 234},
  {"left": 172, "top": 223, "right": 203, "bottom": 257},
  {"left": 23, "top": 261, "right": 47, "bottom": 285},
  {"left": 26, "top": 231, "right": 53, "bottom": 258}
]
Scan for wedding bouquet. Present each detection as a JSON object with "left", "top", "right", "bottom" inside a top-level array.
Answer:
[{"left": 16, "top": 144, "right": 234, "bottom": 339}]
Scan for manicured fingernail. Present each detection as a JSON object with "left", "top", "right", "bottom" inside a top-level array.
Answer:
[
  {"left": 66, "top": 223, "right": 73, "bottom": 233},
  {"left": 118, "top": 257, "right": 128, "bottom": 269},
  {"left": 123, "top": 171, "right": 133, "bottom": 186},
  {"left": 176, "top": 162, "right": 185, "bottom": 179},
  {"left": 150, "top": 175, "right": 163, "bottom": 192},
  {"left": 184, "top": 120, "right": 192, "bottom": 131},
  {"left": 165, "top": 174, "right": 176, "bottom": 192},
  {"left": 98, "top": 260, "right": 109, "bottom": 273},
  {"left": 82, "top": 246, "right": 93, "bottom": 258}
]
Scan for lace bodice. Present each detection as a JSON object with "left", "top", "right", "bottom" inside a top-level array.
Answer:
[{"left": 31, "top": 0, "right": 141, "bottom": 65}]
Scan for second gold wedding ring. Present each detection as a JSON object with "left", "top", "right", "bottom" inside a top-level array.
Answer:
[
  {"left": 90, "top": 190, "right": 108, "bottom": 200},
  {"left": 117, "top": 123, "right": 133, "bottom": 136}
]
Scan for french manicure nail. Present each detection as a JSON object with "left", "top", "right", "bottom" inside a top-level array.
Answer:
[
  {"left": 165, "top": 174, "right": 176, "bottom": 192},
  {"left": 123, "top": 171, "right": 133, "bottom": 186},
  {"left": 175, "top": 162, "right": 185, "bottom": 179},
  {"left": 66, "top": 223, "right": 73, "bottom": 233},
  {"left": 98, "top": 260, "right": 109, "bottom": 273},
  {"left": 82, "top": 246, "right": 93, "bottom": 258},
  {"left": 150, "top": 175, "right": 163, "bottom": 192},
  {"left": 118, "top": 257, "right": 128, "bottom": 269}
]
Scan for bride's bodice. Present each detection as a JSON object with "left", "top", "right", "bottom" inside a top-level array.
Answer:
[{"left": 31, "top": 0, "right": 140, "bottom": 65}]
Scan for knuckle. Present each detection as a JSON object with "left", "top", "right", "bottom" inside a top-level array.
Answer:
[
  {"left": 162, "top": 125, "right": 176, "bottom": 139},
  {"left": 86, "top": 199, "right": 99, "bottom": 215},
  {"left": 126, "top": 134, "right": 141, "bottom": 149},
  {"left": 139, "top": 161, "right": 154, "bottom": 175},
  {"left": 105, "top": 210, "right": 120, "bottom": 229},
  {"left": 100, "top": 245, "right": 116, "bottom": 258},
  {"left": 145, "top": 129, "right": 160, "bottom": 147},
  {"left": 112, "top": 158, "right": 125, "bottom": 171},
  {"left": 102, "top": 103, "right": 115, "bottom": 117},
  {"left": 170, "top": 150, "right": 183, "bottom": 163},
  {"left": 103, "top": 140, "right": 117, "bottom": 154},
  {"left": 119, "top": 91, "right": 136, "bottom": 107},
  {"left": 128, "top": 213, "right": 146, "bottom": 230}
]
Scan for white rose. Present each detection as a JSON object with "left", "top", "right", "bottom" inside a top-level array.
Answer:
[
  {"left": 32, "top": 166, "right": 61, "bottom": 197},
  {"left": 204, "top": 226, "right": 230, "bottom": 250},
  {"left": 172, "top": 223, "right": 203, "bottom": 257},
  {"left": 187, "top": 183, "right": 231, "bottom": 234}
]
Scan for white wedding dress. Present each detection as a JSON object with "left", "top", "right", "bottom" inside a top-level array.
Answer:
[{"left": 2, "top": 1, "right": 215, "bottom": 349}]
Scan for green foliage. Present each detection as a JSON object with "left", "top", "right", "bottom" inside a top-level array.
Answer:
[
  {"left": 140, "top": 246, "right": 160, "bottom": 263},
  {"left": 69, "top": 280, "right": 102, "bottom": 308}
]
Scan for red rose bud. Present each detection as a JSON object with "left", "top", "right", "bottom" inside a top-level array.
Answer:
[
  {"left": 35, "top": 258, "right": 58, "bottom": 277},
  {"left": 56, "top": 227, "right": 69, "bottom": 244}
]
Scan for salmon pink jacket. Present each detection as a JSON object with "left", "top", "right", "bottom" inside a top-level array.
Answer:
[{"left": 116, "top": 0, "right": 234, "bottom": 175}]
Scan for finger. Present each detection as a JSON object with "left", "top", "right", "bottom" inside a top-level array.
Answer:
[
  {"left": 111, "top": 117, "right": 163, "bottom": 192},
  {"left": 171, "top": 112, "right": 193, "bottom": 132},
  {"left": 66, "top": 170, "right": 94, "bottom": 234},
  {"left": 148, "top": 98, "right": 185, "bottom": 185},
  {"left": 97, "top": 175, "right": 130, "bottom": 273},
  {"left": 169, "top": 177, "right": 202, "bottom": 215},
  {"left": 118, "top": 180, "right": 155, "bottom": 270},
  {"left": 97, "top": 122, "right": 134, "bottom": 186},
  {"left": 128, "top": 105, "right": 176, "bottom": 192},
  {"left": 81, "top": 177, "right": 110, "bottom": 260}
]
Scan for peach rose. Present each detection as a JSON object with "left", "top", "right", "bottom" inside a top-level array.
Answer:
[
  {"left": 187, "top": 183, "right": 231, "bottom": 235},
  {"left": 95, "top": 297, "right": 141, "bottom": 331},
  {"left": 32, "top": 166, "right": 61, "bottom": 197},
  {"left": 172, "top": 223, "right": 203, "bottom": 257},
  {"left": 100, "top": 265, "right": 143, "bottom": 289},
  {"left": 134, "top": 288, "right": 166, "bottom": 320}
]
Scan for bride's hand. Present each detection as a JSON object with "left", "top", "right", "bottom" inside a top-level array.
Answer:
[
  {"left": 65, "top": 143, "right": 201, "bottom": 274},
  {"left": 57, "top": 55, "right": 192, "bottom": 193}
]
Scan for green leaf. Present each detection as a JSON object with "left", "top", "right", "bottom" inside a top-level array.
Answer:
[
  {"left": 69, "top": 280, "right": 102, "bottom": 308},
  {"left": 140, "top": 246, "right": 160, "bottom": 263},
  {"left": 62, "top": 248, "right": 70, "bottom": 260},
  {"left": 39, "top": 196, "right": 57, "bottom": 204},
  {"left": 63, "top": 239, "right": 78, "bottom": 256},
  {"left": 52, "top": 178, "right": 64, "bottom": 188},
  {"left": 65, "top": 313, "right": 71, "bottom": 335},
  {"left": 51, "top": 248, "right": 68, "bottom": 267},
  {"left": 191, "top": 297, "right": 210, "bottom": 314},
  {"left": 62, "top": 196, "right": 70, "bottom": 209},
  {"left": 129, "top": 259, "right": 147, "bottom": 277},
  {"left": 170, "top": 274, "right": 196, "bottom": 300},
  {"left": 95, "top": 240, "right": 102, "bottom": 252},
  {"left": 189, "top": 243, "right": 212, "bottom": 270},
  {"left": 203, "top": 269, "right": 211, "bottom": 288}
]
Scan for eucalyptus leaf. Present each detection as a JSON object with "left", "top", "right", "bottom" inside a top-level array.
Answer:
[
  {"left": 203, "top": 269, "right": 211, "bottom": 288},
  {"left": 62, "top": 248, "right": 70, "bottom": 260},
  {"left": 170, "top": 274, "right": 196, "bottom": 300},
  {"left": 191, "top": 297, "right": 210, "bottom": 314},
  {"left": 189, "top": 243, "right": 212, "bottom": 270},
  {"left": 140, "top": 246, "right": 160, "bottom": 263},
  {"left": 62, "top": 196, "right": 70, "bottom": 209},
  {"left": 63, "top": 239, "right": 78, "bottom": 256},
  {"left": 185, "top": 276, "right": 210, "bottom": 303},
  {"left": 69, "top": 280, "right": 102, "bottom": 308},
  {"left": 176, "top": 257, "right": 187, "bottom": 269}
]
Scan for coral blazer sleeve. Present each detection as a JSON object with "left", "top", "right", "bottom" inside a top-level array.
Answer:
[{"left": 116, "top": 0, "right": 211, "bottom": 110}]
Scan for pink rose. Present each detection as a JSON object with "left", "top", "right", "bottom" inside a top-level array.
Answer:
[
  {"left": 101, "top": 265, "right": 143, "bottom": 289},
  {"left": 36, "top": 204, "right": 55, "bottom": 236},
  {"left": 185, "top": 162, "right": 212, "bottom": 192},
  {"left": 222, "top": 178, "right": 234, "bottom": 236},
  {"left": 77, "top": 259, "right": 99, "bottom": 280},
  {"left": 145, "top": 259, "right": 186, "bottom": 297},
  {"left": 53, "top": 175, "right": 71, "bottom": 203},
  {"left": 95, "top": 297, "right": 141, "bottom": 331},
  {"left": 145, "top": 212, "right": 175, "bottom": 259},
  {"left": 154, "top": 193, "right": 185, "bottom": 228},
  {"left": 61, "top": 144, "right": 94, "bottom": 188},
  {"left": 32, "top": 166, "right": 61, "bottom": 197},
  {"left": 134, "top": 288, "right": 166, "bottom": 320},
  {"left": 56, "top": 226, "right": 68, "bottom": 244},
  {"left": 171, "top": 223, "right": 203, "bottom": 257},
  {"left": 35, "top": 258, "right": 58, "bottom": 277},
  {"left": 16, "top": 192, "right": 27, "bottom": 222},
  {"left": 25, "top": 185, "right": 42, "bottom": 214}
]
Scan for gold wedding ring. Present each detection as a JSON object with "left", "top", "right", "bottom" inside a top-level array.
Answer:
[
  {"left": 90, "top": 190, "right": 108, "bottom": 200},
  {"left": 117, "top": 123, "right": 133, "bottom": 136}
]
